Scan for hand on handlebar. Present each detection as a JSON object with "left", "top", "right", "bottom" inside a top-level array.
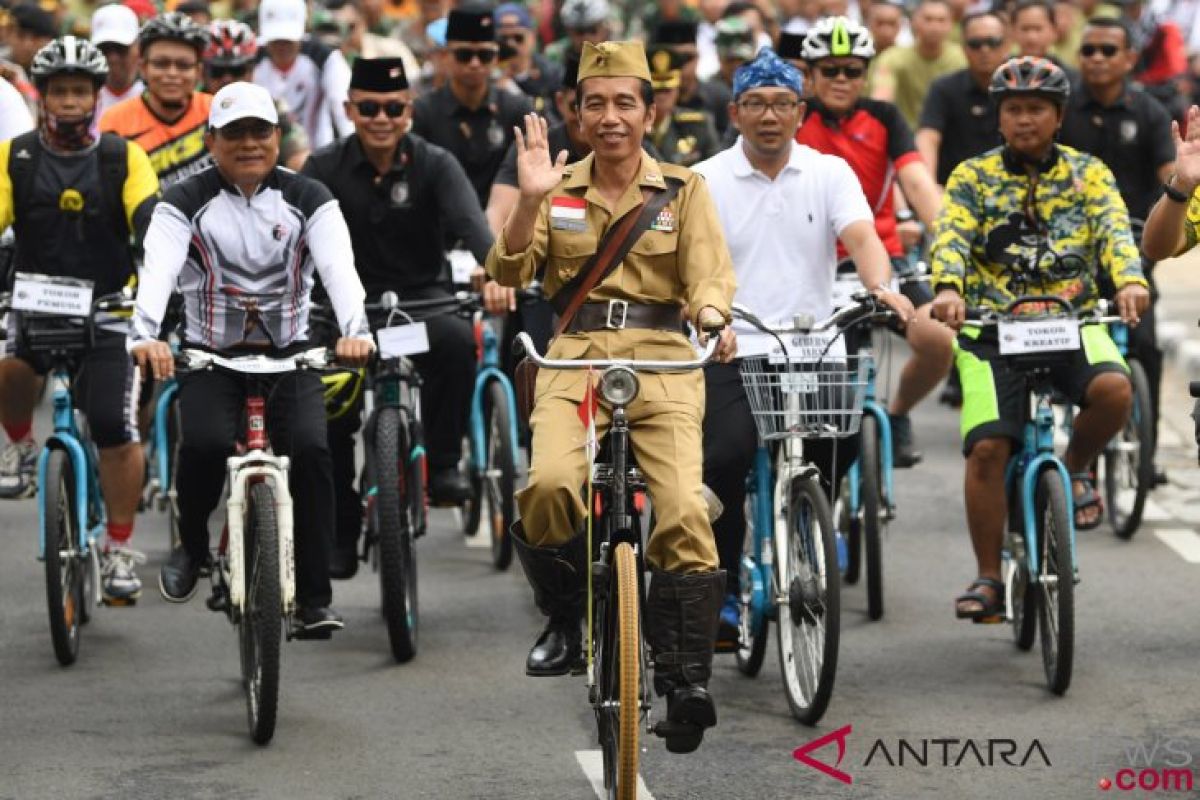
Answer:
[
  {"left": 876, "top": 288, "right": 916, "bottom": 325},
  {"left": 131, "top": 340, "right": 175, "bottom": 381},
  {"left": 1114, "top": 283, "right": 1151, "bottom": 327},
  {"left": 482, "top": 279, "right": 517, "bottom": 314},
  {"left": 697, "top": 305, "right": 737, "bottom": 363},
  {"left": 931, "top": 288, "right": 966, "bottom": 330},
  {"left": 336, "top": 336, "right": 375, "bottom": 367}
]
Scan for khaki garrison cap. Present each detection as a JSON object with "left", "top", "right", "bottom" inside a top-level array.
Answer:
[{"left": 577, "top": 40, "right": 652, "bottom": 84}]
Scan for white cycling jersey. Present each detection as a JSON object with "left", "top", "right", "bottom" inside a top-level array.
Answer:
[{"left": 131, "top": 165, "right": 370, "bottom": 353}]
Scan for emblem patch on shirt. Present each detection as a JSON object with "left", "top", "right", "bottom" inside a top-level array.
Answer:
[
  {"left": 1119, "top": 119, "right": 1138, "bottom": 144},
  {"left": 650, "top": 208, "right": 675, "bottom": 232},
  {"left": 487, "top": 119, "right": 505, "bottom": 149},
  {"left": 390, "top": 180, "right": 410, "bottom": 207},
  {"left": 550, "top": 196, "right": 588, "bottom": 231}
]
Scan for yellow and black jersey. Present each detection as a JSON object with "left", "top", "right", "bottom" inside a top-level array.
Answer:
[
  {"left": 931, "top": 144, "right": 1147, "bottom": 311},
  {"left": 99, "top": 92, "right": 212, "bottom": 190},
  {"left": 0, "top": 131, "right": 159, "bottom": 295}
]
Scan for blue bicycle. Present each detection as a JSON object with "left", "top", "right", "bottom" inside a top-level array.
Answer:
[
  {"left": 970, "top": 295, "right": 1119, "bottom": 695},
  {"left": 460, "top": 307, "right": 522, "bottom": 571},
  {"left": 4, "top": 279, "right": 132, "bottom": 665},
  {"left": 1100, "top": 321, "right": 1154, "bottom": 539}
]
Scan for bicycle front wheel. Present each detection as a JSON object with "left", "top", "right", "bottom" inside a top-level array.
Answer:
[
  {"left": 735, "top": 512, "right": 769, "bottom": 677},
  {"left": 860, "top": 414, "right": 884, "bottom": 621},
  {"left": 598, "top": 541, "right": 641, "bottom": 800},
  {"left": 376, "top": 407, "right": 418, "bottom": 663},
  {"left": 485, "top": 380, "right": 516, "bottom": 571},
  {"left": 44, "top": 449, "right": 83, "bottom": 666},
  {"left": 239, "top": 481, "right": 281, "bottom": 744},
  {"left": 1035, "top": 469, "right": 1074, "bottom": 695},
  {"left": 775, "top": 473, "right": 840, "bottom": 725},
  {"left": 1104, "top": 359, "right": 1154, "bottom": 539}
]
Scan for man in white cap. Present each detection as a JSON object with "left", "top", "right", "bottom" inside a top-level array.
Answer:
[
  {"left": 130, "top": 81, "right": 374, "bottom": 637},
  {"left": 90, "top": 3, "right": 144, "bottom": 120},
  {"left": 253, "top": 0, "right": 353, "bottom": 149}
]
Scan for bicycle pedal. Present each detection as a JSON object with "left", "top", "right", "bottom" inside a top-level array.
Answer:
[
  {"left": 101, "top": 595, "right": 137, "bottom": 607},
  {"left": 972, "top": 614, "right": 1005, "bottom": 625},
  {"left": 288, "top": 623, "right": 335, "bottom": 641},
  {"left": 591, "top": 561, "right": 610, "bottom": 582},
  {"left": 205, "top": 590, "right": 229, "bottom": 613},
  {"left": 714, "top": 638, "right": 739, "bottom": 654}
]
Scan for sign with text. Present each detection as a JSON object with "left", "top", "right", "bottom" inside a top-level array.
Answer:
[
  {"left": 377, "top": 322, "right": 431, "bottom": 358},
  {"left": 997, "top": 320, "right": 1081, "bottom": 356},
  {"left": 11, "top": 273, "right": 93, "bottom": 317}
]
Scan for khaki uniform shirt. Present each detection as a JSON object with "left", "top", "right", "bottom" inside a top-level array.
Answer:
[{"left": 485, "top": 150, "right": 736, "bottom": 403}]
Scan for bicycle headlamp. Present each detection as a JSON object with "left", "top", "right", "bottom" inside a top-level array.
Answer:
[{"left": 599, "top": 366, "right": 639, "bottom": 406}]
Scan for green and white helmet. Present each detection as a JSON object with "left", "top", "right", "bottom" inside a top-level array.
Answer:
[{"left": 800, "top": 16, "right": 876, "bottom": 62}]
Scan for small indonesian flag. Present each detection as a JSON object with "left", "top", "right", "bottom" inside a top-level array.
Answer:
[
  {"left": 578, "top": 369, "right": 599, "bottom": 465},
  {"left": 551, "top": 196, "right": 587, "bottom": 231}
]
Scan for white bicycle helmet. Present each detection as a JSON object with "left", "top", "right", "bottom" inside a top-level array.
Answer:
[
  {"left": 800, "top": 16, "right": 876, "bottom": 62},
  {"left": 30, "top": 36, "right": 108, "bottom": 90}
]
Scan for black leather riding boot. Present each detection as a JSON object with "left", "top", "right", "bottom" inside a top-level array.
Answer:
[
  {"left": 645, "top": 569, "right": 726, "bottom": 754},
  {"left": 511, "top": 522, "right": 586, "bottom": 676}
]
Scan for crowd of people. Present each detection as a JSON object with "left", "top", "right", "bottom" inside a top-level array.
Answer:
[{"left": 1, "top": 0, "right": 1199, "bottom": 754}]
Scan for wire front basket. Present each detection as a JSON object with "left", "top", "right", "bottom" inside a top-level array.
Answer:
[{"left": 738, "top": 353, "right": 870, "bottom": 440}]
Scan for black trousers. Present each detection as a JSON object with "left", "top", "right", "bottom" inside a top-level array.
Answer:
[
  {"left": 329, "top": 294, "right": 476, "bottom": 549},
  {"left": 176, "top": 368, "right": 334, "bottom": 607},
  {"left": 702, "top": 362, "right": 859, "bottom": 594}
]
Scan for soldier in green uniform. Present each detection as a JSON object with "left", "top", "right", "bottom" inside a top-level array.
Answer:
[
  {"left": 486, "top": 40, "right": 737, "bottom": 755},
  {"left": 648, "top": 46, "right": 721, "bottom": 167}
]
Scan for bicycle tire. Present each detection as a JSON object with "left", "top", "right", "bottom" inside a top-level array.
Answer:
[
  {"left": 1104, "top": 358, "right": 1153, "bottom": 540},
  {"left": 460, "top": 432, "right": 482, "bottom": 536},
  {"left": 44, "top": 449, "right": 83, "bottom": 666},
  {"left": 860, "top": 414, "right": 884, "bottom": 621},
  {"left": 376, "top": 406, "right": 418, "bottom": 663},
  {"left": 613, "top": 542, "right": 641, "bottom": 800},
  {"left": 408, "top": 414, "right": 428, "bottom": 538},
  {"left": 485, "top": 380, "right": 516, "bottom": 571},
  {"left": 1011, "top": 535, "right": 1038, "bottom": 651},
  {"left": 776, "top": 473, "right": 840, "bottom": 725},
  {"left": 735, "top": 515, "right": 769, "bottom": 677},
  {"left": 1035, "top": 469, "right": 1074, "bottom": 695},
  {"left": 240, "top": 481, "right": 281, "bottom": 744}
]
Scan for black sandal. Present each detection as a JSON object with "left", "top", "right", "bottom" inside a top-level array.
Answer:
[
  {"left": 954, "top": 577, "right": 1005, "bottom": 621},
  {"left": 1071, "top": 472, "right": 1104, "bottom": 531}
]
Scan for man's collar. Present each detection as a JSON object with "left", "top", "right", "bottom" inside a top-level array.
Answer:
[
  {"left": 216, "top": 166, "right": 278, "bottom": 198},
  {"left": 348, "top": 134, "right": 408, "bottom": 174},
  {"left": 563, "top": 151, "right": 671, "bottom": 205},
  {"left": 446, "top": 81, "right": 498, "bottom": 113},
  {"left": 808, "top": 97, "right": 861, "bottom": 125},
  {"left": 730, "top": 137, "right": 803, "bottom": 178},
  {"left": 1078, "top": 81, "right": 1132, "bottom": 110}
]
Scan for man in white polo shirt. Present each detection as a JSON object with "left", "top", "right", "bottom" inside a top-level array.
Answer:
[
  {"left": 693, "top": 48, "right": 914, "bottom": 645},
  {"left": 90, "top": 3, "right": 144, "bottom": 120}
]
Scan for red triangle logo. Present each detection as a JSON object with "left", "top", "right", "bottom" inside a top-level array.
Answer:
[{"left": 793, "top": 724, "right": 853, "bottom": 785}]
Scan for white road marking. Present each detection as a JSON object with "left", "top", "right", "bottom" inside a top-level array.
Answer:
[
  {"left": 575, "top": 750, "right": 656, "bottom": 800},
  {"left": 1153, "top": 528, "right": 1200, "bottom": 563},
  {"left": 1140, "top": 498, "right": 1171, "bottom": 523}
]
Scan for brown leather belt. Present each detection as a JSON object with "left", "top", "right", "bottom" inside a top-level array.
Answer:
[{"left": 563, "top": 301, "right": 683, "bottom": 334}]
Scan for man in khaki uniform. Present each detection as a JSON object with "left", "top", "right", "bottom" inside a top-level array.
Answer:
[{"left": 485, "top": 40, "right": 736, "bottom": 755}]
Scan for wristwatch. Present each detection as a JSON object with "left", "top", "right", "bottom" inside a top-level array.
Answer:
[
  {"left": 895, "top": 208, "right": 916, "bottom": 223},
  {"left": 1163, "top": 174, "right": 1190, "bottom": 203}
]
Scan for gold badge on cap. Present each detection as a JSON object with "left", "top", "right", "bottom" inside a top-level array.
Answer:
[{"left": 652, "top": 49, "right": 671, "bottom": 74}]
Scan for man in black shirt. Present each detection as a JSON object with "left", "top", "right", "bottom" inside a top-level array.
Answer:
[
  {"left": 302, "top": 58, "right": 494, "bottom": 578},
  {"left": 494, "top": 2, "right": 562, "bottom": 118},
  {"left": 661, "top": 20, "right": 732, "bottom": 138},
  {"left": 411, "top": 8, "right": 532, "bottom": 208},
  {"left": 916, "top": 11, "right": 1008, "bottom": 186},
  {"left": 1060, "top": 15, "right": 1175, "bottom": 483}
]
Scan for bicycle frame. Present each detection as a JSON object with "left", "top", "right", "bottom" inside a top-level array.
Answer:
[
  {"left": 742, "top": 446, "right": 773, "bottom": 637},
  {"left": 467, "top": 316, "right": 520, "bottom": 475},
  {"left": 845, "top": 349, "right": 895, "bottom": 519},
  {"left": 362, "top": 355, "right": 426, "bottom": 515},
  {"left": 147, "top": 377, "right": 179, "bottom": 511},
  {"left": 36, "top": 367, "right": 105, "bottom": 571}
]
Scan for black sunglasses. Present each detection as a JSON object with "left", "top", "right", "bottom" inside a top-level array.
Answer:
[
  {"left": 206, "top": 63, "right": 250, "bottom": 80},
  {"left": 452, "top": 47, "right": 499, "bottom": 65},
  {"left": 817, "top": 63, "right": 865, "bottom": 79},
  {"left": 1080, "top": 43, "right": 1121, "bottom": 58},
  {"left": 217, "top": 120, "right": 276, "bottom": 141},
  {"left": 965, "top": 36, "right": 1005, "bottom": 50},
  {"left": 354, "top": 99, "right": 407, "bottom": 118}
]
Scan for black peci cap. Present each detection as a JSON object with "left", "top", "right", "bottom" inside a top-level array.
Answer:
[
  {"left": 445, "top": 8, "right": 496, "bottom": 43},
  {"left": 350, "top": 57, "right": 408, "bottom": 92},
  {"left": 777, "top": 31, "right": 805, "bottom": 61},
  {"left": 652, "top": 19, "right": 698, "bottom": 45}
]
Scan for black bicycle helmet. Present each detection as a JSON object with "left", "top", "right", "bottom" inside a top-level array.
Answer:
[
  {"left": 138, "top": 11, "right": 210, "bottom": 55},
  {"left": 989, "top": 56, "right": 1070, "bottom": 105},
  {"left": 29, "top": 36, "right": 108, "bottom": 91}
]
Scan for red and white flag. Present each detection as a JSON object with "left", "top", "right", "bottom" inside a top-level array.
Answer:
[{"left": 578, "top": 368, "right": 599, "bottom": 466}]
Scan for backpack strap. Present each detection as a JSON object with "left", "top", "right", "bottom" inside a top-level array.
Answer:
[
  {"left": 6, "top": 130, "right": 42, "bottom": 220},
  {"left": 96, "top": 133, "right": 130, "bottom": 241}
]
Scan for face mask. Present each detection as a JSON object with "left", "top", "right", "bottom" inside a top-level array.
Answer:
[{"left": 40, "top": 106, "right": 97, "bottom": 151}]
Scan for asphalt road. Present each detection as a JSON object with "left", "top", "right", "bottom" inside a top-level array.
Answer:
[{"left": 4, "top": 360, "right": 1200, "bottom": 800}]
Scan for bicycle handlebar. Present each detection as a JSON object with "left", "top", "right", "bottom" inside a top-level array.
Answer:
[
  {"left": 731, "top": 295, "right": 892, "bottom": 336},
  {"left": 514, "top": 331, "right": 720, "bottom": 371},
  {"left": 964, "top": 296, "right": 1122, "bottom": 326},
  {"left": 176, "top": 346, "right": 333, "bottom": 374}
]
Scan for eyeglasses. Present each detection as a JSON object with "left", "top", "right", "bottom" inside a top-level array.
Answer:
[
  {"left": 216, "top": 120, "right": 276, "bottom": 141},
  {"left": 146, "top": 56, "right": 198, "bottom": 72},
  {"left": 1080, "top": 43, "right": 1121, "bottom": 58},
  {"left": 97, "top": 43, "right": 130, "bottom": 57},
  {"left": 451, "top": 47, "right": 499, "bottom": 65},
  {"left": 816, "top": 63, "right": 865, "bottom": 80},
  {"left": 738, "top": 97, "right": 802, "bottom": 115},
  {"left": 498, "top": 32, "right": 527, "bottom": 45},
  {"left": 965, "top": 36, "right": 1005, "bottom": 51},
  {"left": 354, "top": 99, "right": 407, "bottom": 118},
  {"left": 206, "top": 64, "right": 250, "bottom": 80}
]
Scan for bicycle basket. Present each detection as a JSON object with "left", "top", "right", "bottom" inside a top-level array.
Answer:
[{"left": 738, "top": 353, "right": 869, "bottom": 440}]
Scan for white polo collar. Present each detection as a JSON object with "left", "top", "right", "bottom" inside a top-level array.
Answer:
[{"left": 730, "top": 136, "right": 806, "bottom": 180}]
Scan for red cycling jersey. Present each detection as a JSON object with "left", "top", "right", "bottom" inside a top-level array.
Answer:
[{"left": 796, "top": 98, "right": 922, "bottom": 259}]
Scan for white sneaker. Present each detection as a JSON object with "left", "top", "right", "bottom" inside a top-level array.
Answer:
[
  {"left": 102, "top": 547, "right": 146, "bottom": 605},
  {"left": 0, "top": 439, "right": 37, "bottom": 499}
]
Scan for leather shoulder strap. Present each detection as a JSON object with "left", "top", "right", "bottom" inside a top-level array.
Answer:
[{"left": 551, "top": 176, "right": 685, "bottom": 334}]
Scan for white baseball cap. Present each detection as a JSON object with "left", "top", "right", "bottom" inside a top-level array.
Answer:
[
  {"left": 90, "top": 4, "right": 140, "bottom": 47},
  {"left": 258, "top": 0, "right": 306, "bottom": 44},
  {"left": 209, "top": 82, "right": 280, "bottom": 129}
]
